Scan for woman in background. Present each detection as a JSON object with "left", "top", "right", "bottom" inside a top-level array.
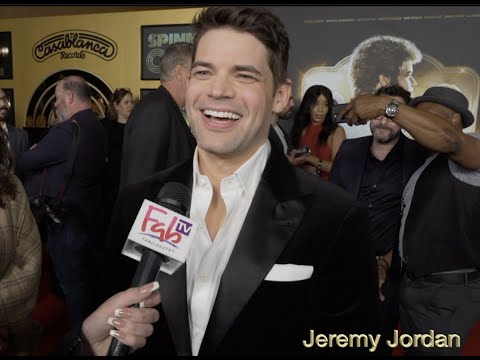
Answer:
[
  {"left": 101, "top": 88, "right": 134, "bottom": 233},
  {"left": 0, "top": 129, "right": 42, "bottom": 355},
  {"left": 289, "top": 85, "right": 346, "bottom": 181}
]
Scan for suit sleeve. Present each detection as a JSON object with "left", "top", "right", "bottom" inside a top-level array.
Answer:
[
  {"left": 120, "top": 100, "right": 171, "bottom": 188},
  {"left": 17, "top": 124, "right": 72, "bottom": 173}
]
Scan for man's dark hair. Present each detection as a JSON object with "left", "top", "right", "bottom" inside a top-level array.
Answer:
[
  {"left": 192, "top": 6, "right": 290, "bottom": 91},
  {"left": 374, "top": 84, "right": 411, "bottom": 104},
  {"left": 159, "top": 42, "right": 193, "bottom": 82},
  {"left": 63, "top": 76, "right": 92, "bottom": 102},
  {"left": 291, "top": 85, "right": 338, "bottom": 147},
  {"left": 350, "top": 35, "right": 422, "bottom": 96},
  {"left": 0, "top": 131, "right": 16, "bottom": 208}
]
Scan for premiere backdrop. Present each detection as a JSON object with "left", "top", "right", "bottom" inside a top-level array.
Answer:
[
  {"left": 268, "top": 6, "right": 480, "bottom": 137},
  {"left": 0, "top": 6, "right": 479, "bottom": 138}
]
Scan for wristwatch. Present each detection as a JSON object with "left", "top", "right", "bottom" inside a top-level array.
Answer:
[{"left": 385, "top": 98, "right": 400, "bottom": 118}]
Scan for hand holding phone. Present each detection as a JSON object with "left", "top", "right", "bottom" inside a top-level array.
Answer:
[{"left": 292, "top": 146, "right": 311, "bottom": 158}]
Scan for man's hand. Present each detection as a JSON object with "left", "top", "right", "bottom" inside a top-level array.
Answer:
[
  {"left": 287, "top": 150, "right": 309, "bottom": 166},
  {"left": 339, "top": 95, "right": 392, "bottom": 126},
  {"left": 81, "top": 281, "right": 161, "bottom": 356}
]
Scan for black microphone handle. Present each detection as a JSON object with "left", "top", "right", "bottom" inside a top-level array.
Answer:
[{"left": 107, "top": 248, "right": 164, "bottom": 356}]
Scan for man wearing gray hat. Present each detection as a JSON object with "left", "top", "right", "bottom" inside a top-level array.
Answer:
[{"left": 339, "top": 85, "right": 480, "bottom": 355}]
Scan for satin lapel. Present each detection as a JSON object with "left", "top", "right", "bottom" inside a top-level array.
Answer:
[
  {"left": 157, "top": 265, "right": 192, "bottom": 355},
  {"left": 151, "top": 162, "right": 194, "bottom": 355},
  {"left": 200, "top": 177, "right": 307, "bottom": 354}
]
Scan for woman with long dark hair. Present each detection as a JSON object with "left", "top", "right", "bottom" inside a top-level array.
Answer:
[
  {"left": 0, "top": 132, "right": 41, "bottom": 355},
  {"left": 101, "top": 88, "right": 134, "bottom": 241},
  {"left": 289, "top": 85, "right": 346, "bottom": 181}
]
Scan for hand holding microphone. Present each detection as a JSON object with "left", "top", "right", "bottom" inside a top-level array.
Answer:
[
  {"left": 80, "top": 182, "right": 195, "bottom": 356},
  {"left": 80, "top": 281, "right": 161, "bottom": 356}
]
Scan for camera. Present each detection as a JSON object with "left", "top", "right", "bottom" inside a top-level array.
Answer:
[
  {"left": 30, "top": 195, "right": 67, "bottom": 224},
  {"left": 332, "top": 103, "right": 348, "bottom": 123}
]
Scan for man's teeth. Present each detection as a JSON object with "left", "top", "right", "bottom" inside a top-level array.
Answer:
[{"left": 204, "top": 109, "right": 240, "bottom": 120}]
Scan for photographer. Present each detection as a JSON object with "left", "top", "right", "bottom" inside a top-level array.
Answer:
[{"left": 18, "top": 76, "right": 107, "bottom": 328}]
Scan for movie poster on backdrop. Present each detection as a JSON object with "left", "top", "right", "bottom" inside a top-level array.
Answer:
[
  {"left": 141, "top": 24, "right": 194, "bottom": 80},
  {"left": 268, "top": 6, "right": 480, "bottom": 138}
]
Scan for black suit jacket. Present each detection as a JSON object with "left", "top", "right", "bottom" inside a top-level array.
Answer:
[
  {"left": 6, "top": 123, "right": 29, "bottom": 178},
  {"left": 19, "top": 109, "right": 107, "bottom": 228},
  {"left": 102, "top": 144, "right": 378, "bottom": 355},
  {"left": 329, "top": 134, "right": 427, "bottom": 198},
  {"left": 120, "top": 86, "right": 196, "bottom": 189}
]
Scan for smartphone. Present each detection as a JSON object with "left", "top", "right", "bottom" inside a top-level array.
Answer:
[
  {"left": 332, "top": 103, "right": 348, "bottom": 123},
  {"left": 293, "top": 146, "right": 311, "bottom": 158}
]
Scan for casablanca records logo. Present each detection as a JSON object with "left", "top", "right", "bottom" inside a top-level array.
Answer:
[{"left": 33, "top": 30, "right": 118, "bottom": 62}]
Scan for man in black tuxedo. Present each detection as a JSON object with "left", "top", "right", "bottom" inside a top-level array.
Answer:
[
  {"left": 61, "top": 6, "right": 378, "bottom": 356},
  {"left": 0, "top": 88, "right": 29, "bottom": 179},
  {"left": 120, "top": 42, "right": 196, "bottom": 188},
  {"left": 329, "top": 85, "right": 427, "bottom": 355}
]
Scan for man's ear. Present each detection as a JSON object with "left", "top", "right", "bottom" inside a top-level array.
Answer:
[
  {"left": 272, "top": 79, "right": 292, "bottom": 114},
  {"left": 176, "top": 64, "right": 188, "bottom": 82},
  {"left": 66, "top": 90, "right": 74, "bottom": 105}
]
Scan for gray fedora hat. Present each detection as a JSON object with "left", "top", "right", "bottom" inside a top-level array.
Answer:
[{"left": 409, "top": 86, "right": 474, "bottom": 128}]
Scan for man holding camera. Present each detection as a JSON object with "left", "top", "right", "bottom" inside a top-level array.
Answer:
[{"left": 19, "top": 76, "right": 107, "bottom": 328}]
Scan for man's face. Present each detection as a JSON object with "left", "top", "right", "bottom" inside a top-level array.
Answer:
[
  {"left": 0, "top": 89, "right": 10, "bottom": 122},
  {"left": 397, "top": 61, "right": 417, "bottom": 94},
  {"left": 370, "top": 95, "right": 403, "bottom": 144},
  {"left": 54, "top": 82, "right": 69, "bottom": 123},
  {"left": 187, "top": 28, "right": 286, "bottom": 161}
]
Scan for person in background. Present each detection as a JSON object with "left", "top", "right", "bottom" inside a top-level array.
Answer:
[
  {"left": 289, "top": 85, "right": 346, "bottom": 180},
  {"left": 269, "top": 79, "right": 294, "bottom": 154},
  {"left": 330, "top": 84, "right": 428, "bottom": 355},
  {"left": 120, "top": 42, "right": 196, "bottom": 188},
  {"left": 101, "top": 88, "right": 134, "bottom": 240},
  {"left": 19, "top": 76, "right": 107, "bottom": 328},
  {"left": 0, "top": 127, "right": 42, "bottom": 355},
  {"left": 340, "top": 85, "right": 480, "bottom": 356},
  {"left": 0, "top": 88, "right": 29, "bottom": 180}
]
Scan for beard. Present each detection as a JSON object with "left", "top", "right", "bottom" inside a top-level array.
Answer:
[
  {"left": 371, "top": 125, "right": 400, "bottom": 144},
  {"left": 0, "top": 106, "right": 8, "bottom": 122}
]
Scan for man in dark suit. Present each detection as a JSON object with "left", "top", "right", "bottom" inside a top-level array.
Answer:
[
  {"left": 61, "top": 7, "right": 378, "bottom": 356},
  {"left": 0, "top": 88, "right": 29, "bottom": 179},
  {"left": 18, "top": 76, "right": 107, "bottom": 327},
  {"left": 120, "top": 42, "right": 196, "bottom": 189},
  {"left": 269, "top": 80, "right": 294, "bottom": 155},
  {"left": 329, "top": 85, "right": 427, "bottom": 355}
]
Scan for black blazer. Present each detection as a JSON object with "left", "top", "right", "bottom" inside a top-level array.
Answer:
[
  {"left": 19, "top": 109, "right": 107, "bottom": 228},
  {"left": 120, "top": 86, "right": 196, "bottom": 189},
  {"left": 102, "top": 144, "right": 378, "bottom": 355},
  {"left": 329, "top": 134, "right": 427, "bottom": 198},
  {"left": 6, "top": 123, "right": 29, "bottom": 178}
]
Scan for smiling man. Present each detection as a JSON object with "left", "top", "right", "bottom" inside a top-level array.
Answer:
[{"left": 61, "top": 6, "right": 378, "bottom": 356}]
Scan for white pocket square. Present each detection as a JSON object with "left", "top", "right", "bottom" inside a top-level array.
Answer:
[{"left": 264, "top": 264, "right": 314, "bottom": 282}]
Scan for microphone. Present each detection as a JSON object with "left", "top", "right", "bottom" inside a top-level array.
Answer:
[{"left": 107, "top": 182, "right": 194, "bottom": 356}]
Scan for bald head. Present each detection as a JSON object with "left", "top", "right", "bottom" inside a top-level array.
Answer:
[{"left": 54, "top": 76, "right": 92, "bottom": 123}]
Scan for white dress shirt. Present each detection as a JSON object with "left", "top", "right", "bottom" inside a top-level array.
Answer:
[
  {"left": 272, "top": 123, "right": 288, "bottom": 154},
  {"left": 187, "top": 140, "right": 271, "bottom": 355}
]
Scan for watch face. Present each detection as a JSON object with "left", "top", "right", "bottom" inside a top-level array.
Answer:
[{"left": 385, "top": 100, "right": 399, "bottom": 117}]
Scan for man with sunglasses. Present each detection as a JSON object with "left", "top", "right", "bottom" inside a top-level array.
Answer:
[{"left": 330, "top": 84, "right": 427, "bottom": 355}]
